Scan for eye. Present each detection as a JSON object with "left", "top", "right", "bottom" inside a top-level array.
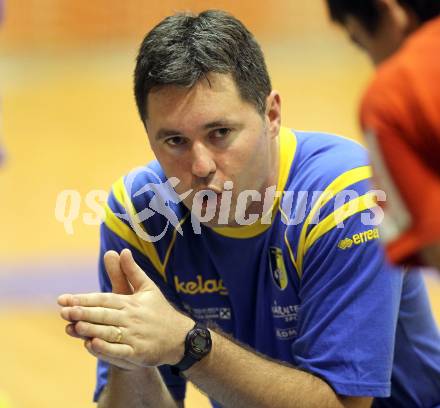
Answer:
[
  {"left": 165, "top": 136, "right": 187, "bottom": 147},
  {"left": 211, "top": 128, "right": 231, "bottom": 139}
]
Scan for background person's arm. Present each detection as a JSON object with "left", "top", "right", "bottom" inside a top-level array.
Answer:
[{"left": 361, "top": 72, "right": 440, "bottom": 268}]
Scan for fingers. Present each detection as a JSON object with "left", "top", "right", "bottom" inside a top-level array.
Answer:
[
  {"left": 84, "top": 340, "right": 139, "bottom": 370},
  {"left": 120, "top": 249, "right": 154, "bottom": 292},
  {"left": 104, "top": 250, "right": 133, "bottom": 295},
  {"left": 58, "top": 292, "right": 125, "bottom": 309},
  {"left": 66, "top": 323, "right": 88, "bottom": 340},
  {"left": 75, "top": 321, "right": 126, "bottom": 344},
  {"left": 60, "top": 306, "right": 124, "bottom": 326},
  {"left": 58, "top": 293, "right": 73, "bottom": 307},
  {"left": 86, "top": 337, "right": 133, "bottom": 361}
]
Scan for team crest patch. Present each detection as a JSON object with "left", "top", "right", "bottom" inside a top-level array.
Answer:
[{"left": 269, "top": 247, "right": 288, "bottom": 290}]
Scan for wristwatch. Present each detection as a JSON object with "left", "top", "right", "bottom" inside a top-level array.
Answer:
[{"left": 171, "top": 321, "right": 212, "bottom": 375}]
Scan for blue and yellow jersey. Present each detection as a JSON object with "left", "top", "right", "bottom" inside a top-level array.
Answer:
[{"left": 95, "top": 128, "right": 440, "bottom": 407}]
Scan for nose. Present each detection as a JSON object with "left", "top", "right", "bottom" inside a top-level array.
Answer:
[{"left": 191, "top": 142, "right": 216, "bottom": 179}]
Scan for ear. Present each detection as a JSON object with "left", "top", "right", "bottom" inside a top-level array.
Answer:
[
  {"left": 375, "top": 0, "right": 416, "bottom": 31},
  {"left": 375, "top": 0, "right": 393, "bottom": 13},
  {"left": 265, "top": 91, "right": 281, "bottom": 140}
]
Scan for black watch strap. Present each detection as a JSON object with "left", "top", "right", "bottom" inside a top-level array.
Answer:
[
  {"left": 172, "top": 350, "right": 199, "bottom": 372},
  {"left": 171, "top": 322, "right": 212, "bottom": 376}
]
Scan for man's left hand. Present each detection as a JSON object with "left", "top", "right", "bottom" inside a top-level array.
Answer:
[{"left": 58, "top": 249, "right": 194, "bottom": 369}]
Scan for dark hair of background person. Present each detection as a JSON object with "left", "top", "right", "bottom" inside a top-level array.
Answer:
[
  {"left": 134, "top": 9, "right": 272, "bottom": 122},
  {"left": 326, "top": 0, "right": 440, "bottom": 33}
]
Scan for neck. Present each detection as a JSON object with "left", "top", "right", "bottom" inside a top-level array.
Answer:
[{"left": 245, "top": 131, "right": 280, "bottom": 219}]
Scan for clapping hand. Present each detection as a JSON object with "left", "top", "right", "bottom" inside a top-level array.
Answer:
[{"left": 58, "top": 249, "right": 194, "bottom": 369}]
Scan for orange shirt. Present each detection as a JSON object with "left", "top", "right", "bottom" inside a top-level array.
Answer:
[{"left": 360, "top": 16, "right": 440, "bottom": 265}]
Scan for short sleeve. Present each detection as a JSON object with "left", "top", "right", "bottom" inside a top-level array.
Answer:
[{"left": 291, "top": 196, "right": 403, "bottom": 397}]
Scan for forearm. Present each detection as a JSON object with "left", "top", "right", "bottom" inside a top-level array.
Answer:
[
  {"left": 186, "top": 331, "right": 363, "bottom": 408},
  {"left": 98, "top": 366, "right": 180, "bottom": 408}
]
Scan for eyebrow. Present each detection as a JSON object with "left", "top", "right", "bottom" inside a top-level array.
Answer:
[
  {"left": 155, "top": 129, "right": 183, "bottom": 140},
  {"left": 155, "top": 120, "right": 237, "bottom": 140}
]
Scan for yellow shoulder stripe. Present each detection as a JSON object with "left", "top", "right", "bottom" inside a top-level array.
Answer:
[
  {"left": 111, "top": 176, "right": 126, "bottom": 209},
  {"left": 163, "top": 213, "right": 190, "bottom": 272},
  {"left": 103, "top": 203, "right": 163, "bottom": 273},
  {"left": 304, "top": 192, "right": 377, "bottom": 253},
  {"left": 296, "top": 165, "right": 372, "bottom": 276},
  {"left": 104, "top": 176, "right": 187, "bottom": 282},
  {"left": 277, "top": 127, "right": 297, "bottom": 198}
]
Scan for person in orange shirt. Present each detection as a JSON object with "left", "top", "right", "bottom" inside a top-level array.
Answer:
[{"left": 326, "top": 0, "right": 440, "bottom": 270}]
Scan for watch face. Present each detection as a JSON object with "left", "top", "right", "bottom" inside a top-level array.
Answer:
[
  {"left": 189, "top": 328, "right": 211, "bottom": 356},
  {"left": 192, "top": 334, "right": 208, "bottom": 351}
]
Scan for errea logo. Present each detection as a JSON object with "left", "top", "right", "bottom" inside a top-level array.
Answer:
[
  {"left": 338, "top": 228, "right": 380, "bottom": 250},
  {"left": 338, "top": 238, "right": 354, "bottom": 250}
]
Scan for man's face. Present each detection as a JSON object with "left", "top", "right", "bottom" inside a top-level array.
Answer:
[
  {"left": 343, "top": 3, "right": 414, "bottom": 66},
  {"left": 145, "top": 73, "right": 281, "bottom": 227}
]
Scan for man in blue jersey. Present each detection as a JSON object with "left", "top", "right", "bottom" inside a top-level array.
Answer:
[{"left": 58, "top": 10, "right": 440, "bottom": 408}]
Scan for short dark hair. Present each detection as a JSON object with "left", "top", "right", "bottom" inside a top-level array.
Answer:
[
  {"left": 326, "top": 0, "right": 440, "bottom": 32},
  {"left": 134, "top": 10, "right": 272, "bottom": 122}
]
